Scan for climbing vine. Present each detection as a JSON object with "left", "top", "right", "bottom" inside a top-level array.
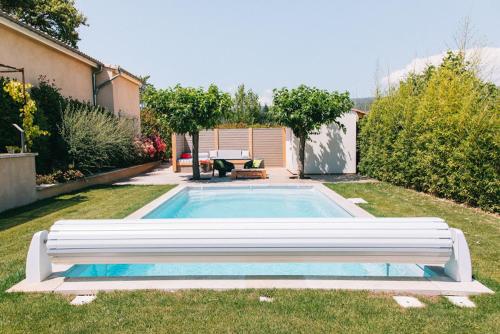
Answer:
[{"left": 3, "top": 80, "right": 48, "bottom": 149}]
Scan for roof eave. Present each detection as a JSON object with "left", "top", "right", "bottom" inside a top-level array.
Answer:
[
  {"left": 0, "top": 12, "right": 102, "bottom": 68},
  {"left": 0, "top": 10, "right": 143, "bottom": 86},
  {"left": 104, "top": 65, "right": 142, "bottom": 86}
]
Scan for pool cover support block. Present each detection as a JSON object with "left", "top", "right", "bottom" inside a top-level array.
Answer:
[
  {"left": 25, "top": 231, "right": 52, "bottom": 283},
  {"left": 444, "top": 228, "right": 472, "bottom": 282}
]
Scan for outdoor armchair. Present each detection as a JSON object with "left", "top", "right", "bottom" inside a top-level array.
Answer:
[{"left": 213, "top": 159, "right": 235, "bottom": 177}]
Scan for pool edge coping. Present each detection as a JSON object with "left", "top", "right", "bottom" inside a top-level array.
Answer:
[
  {"left": 7, "top": 264, "right": 494, "bottom": 296},
  {"left": 8, "top": 275, "right": 493, "bottom": 296}
]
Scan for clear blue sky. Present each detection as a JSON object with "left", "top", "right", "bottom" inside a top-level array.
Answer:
[{"left": 76, "top": 0, "right": 500, "bottom": 101}]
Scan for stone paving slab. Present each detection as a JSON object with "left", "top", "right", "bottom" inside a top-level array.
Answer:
[
  {"left": 114, "top": 163, "right": 375, "bottom": 186},
  {"left": 8, "top": 277, "right": 493, "bottom": 296}
]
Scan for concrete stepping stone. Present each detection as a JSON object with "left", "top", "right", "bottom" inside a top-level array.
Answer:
[
  {"left": 393, "top": 296, "right": 425, "bottom": 308},
  {"left": 70, "top": 295, "right": 96, "bottom": 305},
  {"left": 347, "top": 198, "right": 368, "bottom": 204},
  {"left": 445, "top": 296, "right": 476, "bottom": 308}
]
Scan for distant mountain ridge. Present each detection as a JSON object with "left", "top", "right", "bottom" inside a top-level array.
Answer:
[{"left": 352, "top": 97, "right": 374, "bottom": 111}]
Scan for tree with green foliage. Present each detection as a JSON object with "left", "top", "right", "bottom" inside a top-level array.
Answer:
[
  {"left": 143, "top": 84, "right": 232, "bottom": 180},
  {"left": 359, "top": 51, "right": 499, "bottom": 212},
  {"left": 0, "top": 0, "right": 87, "bottom": 47},
  {"left": 272, "top": 85, "right": 353, "bottom": 178},
  {"left": 138, "top": 79, "right": 172, "bottom": 157},
  {"left": 258, "top": 104, "right": 278, "bottom": 125},
  {"left": 138, "top": 75, "right": 154, "bottom": 104},
  {"left": 230, "top": 84, "right": 261, "bottom": 124}
]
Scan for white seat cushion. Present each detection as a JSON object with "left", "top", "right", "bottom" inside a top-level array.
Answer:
[{"left": 217, "top": 150, "right": 242, "bottom": 159}]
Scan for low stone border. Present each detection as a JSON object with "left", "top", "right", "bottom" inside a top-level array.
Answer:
[{"left": 36, "top": 161, "right": 161, "bottom": 200}]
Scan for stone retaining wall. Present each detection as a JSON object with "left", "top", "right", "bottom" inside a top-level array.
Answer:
[
  {"left": 0, "top": 153, "right": 38, "bottom": 212},
  {"left": 36, "top": 161, "right": 161, "bottom": 200}
]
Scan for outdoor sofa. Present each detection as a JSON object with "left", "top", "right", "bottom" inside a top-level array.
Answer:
[
  {"left": 209, "top": 150, "right": 252, "bottom": 176},
  {"left": 175, "top": 152, "right": 211, "bottom": 172}
]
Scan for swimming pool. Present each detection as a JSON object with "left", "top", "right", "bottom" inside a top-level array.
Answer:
[
  {"left": 66, "top": 185, "right": 444, "bottom": 281},
  {"left": 140, "top": 185, "right": 354, "bottom": 218},
  {"left": 65, "top": 263, "right": 441, "bottom": 279}
]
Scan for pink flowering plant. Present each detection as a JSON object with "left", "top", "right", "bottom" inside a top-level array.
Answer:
[{"left": 134, "top": 134, "right": 167, "bottom": 161}]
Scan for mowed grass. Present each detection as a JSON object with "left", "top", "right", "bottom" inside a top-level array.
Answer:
[
  {"left": 0, "top": 183, "right": 498, "bottom": 333},
  {"left": 327, "top": 182, "right": 500, "bottom": 285}
]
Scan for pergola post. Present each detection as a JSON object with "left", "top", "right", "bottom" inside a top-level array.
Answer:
[{"left": 171, "top": 133, "right": 177, "bottom": 172}]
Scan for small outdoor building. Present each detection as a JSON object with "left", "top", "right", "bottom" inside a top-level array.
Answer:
[
  {"left": 172, "top": 109, "right": 361, "bottom": 174},
  {"left": 286, "top": 110, "right": 358, "bottom": 174}
]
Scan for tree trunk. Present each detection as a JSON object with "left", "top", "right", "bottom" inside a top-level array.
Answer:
[
  {"left": 191, "top": 131, "right": 201, "bottom": 180},
  {"left": 298, "top": 134, "right": 306, "bottom": 179}
]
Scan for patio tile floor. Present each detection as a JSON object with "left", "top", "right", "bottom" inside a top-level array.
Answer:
[{"left": 114, "top": 163, "right": 375, "bottom": 185}]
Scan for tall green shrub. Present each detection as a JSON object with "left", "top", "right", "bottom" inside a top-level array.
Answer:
[
  {"left": 30, "top": 77, "right": 107, "bottom": 173},
  {"left": 359, "top": 52, "right": 500, "bottom": 213},
  {"left": 0, "top": 77, "right": 22, "bottom": 152},
  {"left": 30, "top": 77, "right": 69, "bottom": 172},
  {"left": 60, "top": 105, "right": 137, "bottom": 173}
]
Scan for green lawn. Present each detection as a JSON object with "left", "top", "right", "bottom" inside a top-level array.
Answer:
[
  {"left": 0, "top": 183, "right": 498, "bottom": 333},
  {"left": 326, "top": 183, "right": 500, "bottom": 285}
]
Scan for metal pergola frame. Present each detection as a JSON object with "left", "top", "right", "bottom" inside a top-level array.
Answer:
[{"left": 0, "top": 63, "right": 26, "bottom": 104}]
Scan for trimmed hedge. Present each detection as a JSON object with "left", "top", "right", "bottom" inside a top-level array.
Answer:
[{"left": 359, "top": 52, "right": 499, "bottom": 213}]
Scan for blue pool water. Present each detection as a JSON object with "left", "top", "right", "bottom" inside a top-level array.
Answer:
[
  {"left": 65, "top": 263, "right": 440, "bottom": 278},
  {"left": 143, "top": 186, "right": 352, "bottom": 218}
]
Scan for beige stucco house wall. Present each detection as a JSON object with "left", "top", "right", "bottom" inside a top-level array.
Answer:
[
  {"left": 0, "top": 23, "right": 94, "bottom": 101},
  {"left": 0, "top": 12, "right": 141, "bottom": 123},
  {"left": 95, "top": 67, "right": 141, "bottom": 128}
]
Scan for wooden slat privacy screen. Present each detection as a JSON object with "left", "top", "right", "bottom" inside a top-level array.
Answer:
[
  {"left": 218, "top": 129, "right": 249, "bottom": 150},
  {"left": 182, "top": 130, "right": 215, "bottom": 153},
  {"left": 173, "top": 128, "right": 285, "bottom": 167},
  {"left": 198, "top": 130, "right": 216, "bottom": 153},
  {"left": 252, "top": 128, "right": 284, "bottom": 167}
]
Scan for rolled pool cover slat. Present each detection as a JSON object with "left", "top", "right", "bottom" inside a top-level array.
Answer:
[{"left": 46, "top": 218, "right": 454, "bottom": 265}]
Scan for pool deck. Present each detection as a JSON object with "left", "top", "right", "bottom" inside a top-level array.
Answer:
[
  {"left": 113, "top": 163, "right": 375, "bottom": 186},
  {"left": 8, "top": 263, "right": 493, "bottom": 296}
]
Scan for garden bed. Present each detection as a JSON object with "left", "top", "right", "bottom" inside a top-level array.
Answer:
[{"left": 36, "top": 161, "right": 161, "bottom": 200}]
